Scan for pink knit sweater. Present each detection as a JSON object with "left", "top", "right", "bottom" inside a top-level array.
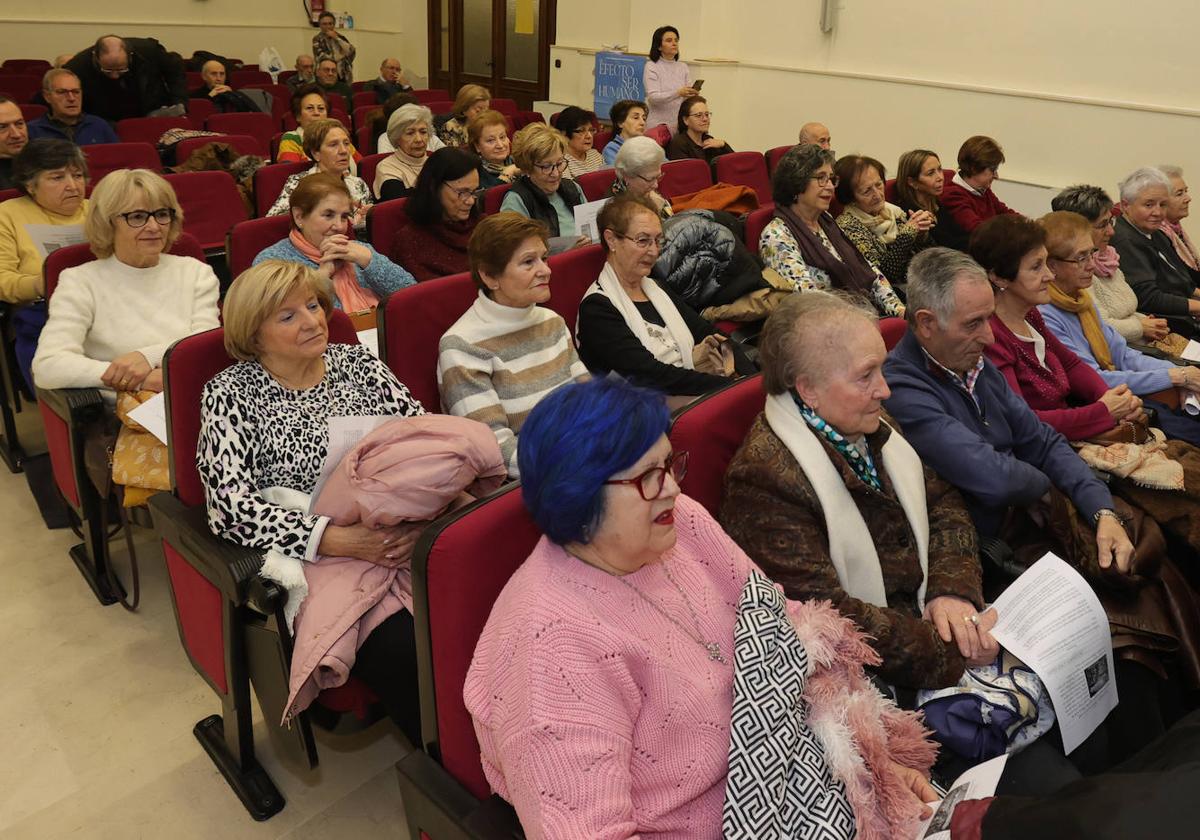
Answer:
[{"left": 463, "top": 494, "right": 938, "bottom": 839}]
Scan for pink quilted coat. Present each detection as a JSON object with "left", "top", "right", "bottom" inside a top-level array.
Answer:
[{"left": 284, "top": 415, "right": 506, "bottom": 720}]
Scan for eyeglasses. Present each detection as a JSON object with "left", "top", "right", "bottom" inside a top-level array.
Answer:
[
  {"left": 532, "top": 158, "right": 569, "bottom": 174},
  {"left": 571, "top": 126, "right": 595, "bottom": 135},
  {"left": 443, "top": 184, "right": 478, "bottom": 202},
  {"left": 51, "top": 88, "right": 82, "bottom": 98},
  {"left": 813, "top": 173, "right": 840, "bottom": 187},
  {"left": 1093, "top": 217, "right": 1116, "bottom": 230},
  {"left": 604, "top": 451, "right": 689, "bottom": 500},
  {"left": 100, "top": 65, "right": 130, "bottom": 76},
  {"left": 632, "top": 171, "right": 662, "bottom": 185},
  {"left": 116, "top": 208, "right": 176, "bottom": 228},
  {"left": 688, "top": 111, "right": 712, "bottom": 119},
  {"left": 614, "top": 232, "right": 666, "bottom": 250},
  {"left": 1051, "top": 249, "right": 1099, "bottom": 266}
]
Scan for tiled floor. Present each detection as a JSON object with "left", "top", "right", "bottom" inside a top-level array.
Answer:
[{"left": 0, "top": 413, "right": 412, "bottom": 840}]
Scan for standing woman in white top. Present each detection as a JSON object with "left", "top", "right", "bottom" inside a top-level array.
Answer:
[{"left": 642, "top": 26, "right": 697, "bottom": 135}]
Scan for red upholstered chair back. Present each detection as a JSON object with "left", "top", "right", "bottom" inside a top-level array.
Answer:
[
  {"left": 545, "top": 244, "right": 605, "bottom": 335},
  {"left": 19, "top": 103, "right": 47, "bottom": 122},
  {"left": 483, "top": 183, "right": 511, "bottom": 215},
  {"left": 206, "top": 112, "right": 277, "bottom": 154},
  {"left": 767, "top": 144, "right": 794, "bottom": 174},
  {"left": 744, "top": 206, "right": 773, "bottom": 254},
  {"left": 412, "top": 88, "right": 450, "bottom": 103},
  {"left": 116, "top": 116, "right": 192, "bottom": 145},
  {"left": 358, "top": 152, "right": 390, "bottom": 197},
  {"left": 0, "top": 188, "right": 19, "bottom": 203},
  {"left": 424, "top": 100, "right": 454, "bottom": 116},
  {"left": 230, "top": 69, "right": 272, "bottom": 87},
  {"left": 2, "top": 59, "right": 51, "bottom": 74},
  {"left": 353, "top": 104, "right": 378, "bottom": 132},
  {"left": 513, "top": 110, "right": 545, "bottom": 130},
  {"left": 714, "top": 151, "right": 772, "bottom": 206},
  {"left": 645, "top": 123, "right": 671, "bottom": 147},
  {"left": 576, "top": 168, "right": 617, "bottom": 201},
  {"left": 324, "top": 92, "right": 349, "bottom": 114},
  {"left": 356, "top": 122, "right": 375, "bottom": 156},
  {"left": 162, "top": 170, "right": 250, "bottom": 251},
  {"left": 186, "top": 97, "right": 216, "bottom": 128},
  {"left": 366, "top": 198, "right": 409, "bottom": 254},
  {"left": 490, "top": 98, "right": 518, "bottom": 117},
  {"left": 0, "top": 75, "right": 40, "bottom": 103},
  {"left": 668, "top": 376, "right": 766, "bottom": 517},
  {"left": 253, "top": 161, "right": 310, "bottom": 216},
  {"left": 879, "top": 317, "right": 908, "bottom": 351},
  {"left": 185, "top": 71, "right": 203, "bottom": 89},
  {"left": 226, "top": 215, "right": 292, "bottom": 279},
  {"left": 413, "top": 483, "right": 541, "bottom": 798},
  {"left": 278, "top": 70, "right": 297, "bottom": 84},
  {"left": 175, "top": 134, "right": 265, "bottom": 163},
  {"left": 352, "top": 91, "right": 377, "bottom": 110},
  {"left": 350, "top": 80, "right": 369, "bottom": 92},
  {"left": 593, "top": 129, "right": 613, "bottom": 152},
  {"left": 379, "top": 272, "right": 476, "bottom": 410},
  {"left": 83, "top": 142, "right": 161, "bottom": 185},
  {"left": 659, "top": 157, "right": 712, "bottom": 199}
]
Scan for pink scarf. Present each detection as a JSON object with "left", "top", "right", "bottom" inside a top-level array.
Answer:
[
  {"left": 288, "top": 229, "right": 378, "bottom": 313},
  {"left": 1091, "top": 244, "right": 1121, "bottom": 278},
  {"left": 1161, "top": 220, "right": 1199, "bottom": 271}
]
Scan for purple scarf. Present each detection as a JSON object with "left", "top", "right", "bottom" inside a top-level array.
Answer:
[{"left": 774, "top": 204, "right": 878, "bottom": 303}]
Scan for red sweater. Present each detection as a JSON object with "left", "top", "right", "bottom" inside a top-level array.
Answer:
[
  {"left": 388, "top": 215, "right": 476, "bottom": 282},
  {"left": 941, "top": 180, "right": 1018, "bottom": 236},
  {"left": 984, "top": 309, "right": 1115, "bottom": 440}
]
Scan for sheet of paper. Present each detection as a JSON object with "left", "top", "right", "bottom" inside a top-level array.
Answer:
[
  {"left": 988, "top": 553, "right": 1117, "bottom": 754},
  {"left": 307, "top": 415, "right": 393, "bottom": 513},
  {"left": 23, "top": 223, "right": 86, "bottom": 258},
  {"left": 1181, "top": 339, "right": 1200, "bottom": 363},
  {"left": 915, "top": 753, "right": 1008, "bottom": 840},
  {"left": 572, "top": 196, "right": 612, "bottom": 243},
  {"left": 126, "top": 392, "right": 169, "bottom": 446},
  {"left": 546, "top": 234, "right": 579, "bottom": 255},
  {"left": 357, "top": 328, "right": 380, "bottom": 358},
  {"left": 1184, "top": 392, "right": 1199, "bottom": 416}
]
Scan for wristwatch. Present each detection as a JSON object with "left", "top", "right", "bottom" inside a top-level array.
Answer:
[{"left": 1093, "top": 508, "right": 1124, "bottom": 526}]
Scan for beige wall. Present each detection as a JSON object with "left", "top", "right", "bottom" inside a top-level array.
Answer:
[
  {"left": 551, "top": 0, "right": 1200, "bottom": 228},
  {"left": 2, "top": 0, "right": 428, "bottom": 83}
]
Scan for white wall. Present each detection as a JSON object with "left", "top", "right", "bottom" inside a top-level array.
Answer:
[
  {"left": 2, "top": 0, "right": 428, "bottom": 83},
  {"left": 551, "top": 0, "right": 1200, "bottom": 232}
]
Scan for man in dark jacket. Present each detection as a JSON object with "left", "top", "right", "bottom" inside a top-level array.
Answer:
[
  {"left": 65, "top": 35, "right": 187, "bottom": 122},
  {"left": 189, "top": 60, "right": 262, "bottom": 113},
  {"left": 27, "top": 69, "right": 119, "bottom": 145},
  {"left": 366, "top": 58, "right": 413, "bottom": 104}
]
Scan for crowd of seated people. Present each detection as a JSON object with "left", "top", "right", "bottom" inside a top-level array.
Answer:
[{"left": 12, "top": 25, "right": 1200, "bottom": 840}]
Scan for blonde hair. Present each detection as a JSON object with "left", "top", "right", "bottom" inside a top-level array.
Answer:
[
  {"left": 84, "top": 169, "right": 183, "bottom": 259},
  {"left": 452, "top": 84, "right": 490, "bottom": 118},
  {"left": 301, "top": 118, "right": 350, "bottom": 161},
  {"left": 222, "top": 260, "right": 333, "bottom": 361},
  {"left": 511, "top": 123, "right": 567, "bottom": 173}
]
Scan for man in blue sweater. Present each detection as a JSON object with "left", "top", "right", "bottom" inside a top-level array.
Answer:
[
  {"left": 27, "top": 69, "right": 119, "bottom": 146},
  {"left": 882, "top": 247, "right": 1136, "bottom": 575}
]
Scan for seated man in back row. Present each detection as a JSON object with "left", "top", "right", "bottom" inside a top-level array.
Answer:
[
  {"left": 798, "top": 120, "right": 831, "bottom": 150},
  {"left": 367, "top": 58, "right": 413, "bottom": 104},
  {"left": 189, "top": 60, "right": 263, "bottom": 113},
  {"left": 0, "top": 97, "right": 29, "bottom": 189},
  {"left": 28, "top": 69, "right": 118, "bottom": 146}
]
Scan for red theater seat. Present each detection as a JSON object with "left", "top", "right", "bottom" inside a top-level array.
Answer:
[
  {"left": 83, "top": 143, "right": 161, "bottom": 184},
  {"left": 116, "top": 116, "right": 192, "bottom": 145},
  {"left": 366, "top": 198, "right": 410, "bottom": 255},
  {"left": 714, "top": 151, "right": 772, "bottom": 207},
  {"left": 658, "top": 157, "right": 712, "bottom": 200},
  {"left": 226, "top": 214, "right": 292, "bottom": 278},
  {"left": 162, "top": 171, "right": 250, "bottom": 251}
]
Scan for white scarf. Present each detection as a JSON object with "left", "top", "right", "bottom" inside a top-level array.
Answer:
[
  {"left": 764, "top": 391, "right": 930, "bottom": 609},
  {"left": 583, "top": 262, "right": 695, "bottom": 369},
  {"left": 844, "top": 201, "right": 905, "bottom": 245}
]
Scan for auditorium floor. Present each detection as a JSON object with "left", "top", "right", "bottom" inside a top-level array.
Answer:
[{"left": 0, "top": 413, "right": 412, "bottom": 840}]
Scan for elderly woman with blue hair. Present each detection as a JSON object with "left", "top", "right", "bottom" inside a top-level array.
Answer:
[{"left": 463, "top": 375, "right": 949, "bottom": 840}]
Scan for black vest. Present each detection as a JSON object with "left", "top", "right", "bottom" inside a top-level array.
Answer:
[{"left": 507, "top": 175, "right": 584, "bottom": 237}]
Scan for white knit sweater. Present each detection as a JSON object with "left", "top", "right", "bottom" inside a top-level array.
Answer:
[{"left": 32, "top": 253, "right": 220, "bottom": 390}]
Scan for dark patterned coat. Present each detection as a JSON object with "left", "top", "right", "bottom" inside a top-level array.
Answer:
[{"left": 719, "top": 412, "right": 982, "bottom": 690}]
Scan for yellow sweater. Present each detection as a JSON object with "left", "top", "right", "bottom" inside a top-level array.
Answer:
[{"left": 0, "top": 196, "right": 89, "bottom": 304}]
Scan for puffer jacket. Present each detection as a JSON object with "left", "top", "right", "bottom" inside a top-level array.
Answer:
[{"left": 653, "top": 210, "right": 764, "bottom": 310}]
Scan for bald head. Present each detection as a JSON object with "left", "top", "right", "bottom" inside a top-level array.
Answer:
[
  {"left": 200, "top": 60, "right": 226, "bottom": 87},
  {"left": 94, "top": 36, "right": 129, "bottom": 78},
  {"left": 295, "top": 54, "right": 315, "bottom": 77},
  {"left": 798, "top": 121, "right": 831, "bottom": 150}
]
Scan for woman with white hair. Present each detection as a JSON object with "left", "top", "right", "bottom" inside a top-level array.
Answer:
[
  {"left": 374, "top": 103, "right": 432, "bottom": 201},
  {"left": 611, "top": 135, "right": 672, "bottom": 219},
  {"left": 1110, "top": 166, "right": 1200, "bottom": 338},
  {"left": 1158, "top": 164, "right": 1198, "bottom": 271}
]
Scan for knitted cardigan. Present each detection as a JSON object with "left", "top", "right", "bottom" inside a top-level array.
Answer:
[
  {"left": 388, "top": 215, "right": 477, "bottom": 282},
  {"left": 463, "top": 494, "right": 938, "bottom": 840}
]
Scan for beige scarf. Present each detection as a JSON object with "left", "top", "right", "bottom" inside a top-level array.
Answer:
[
  {"left": 844, "top": 201, "right": 906, "bottom": 245},
  {"left": 1075, "top": 429, "right": 1184, "bottom": 491},
  {"left": 764, "top": 391, "right": 929, "bottom": 608},
  {"left": 582, "top": 262, "right": 696, "bottom": 369}
]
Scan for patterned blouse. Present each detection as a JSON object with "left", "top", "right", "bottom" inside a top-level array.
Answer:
[
  {"left": 758, "top": 217, "right": 905, "bottom": 317},
  {"left": 835, "top": 210, "right": 927, "bottom": 287},
  {"left": 197, "top": 343, "right": 425, "bottom": 561},
  {"left": 266, "top": 165, "right": 373, "bottom": 223}
]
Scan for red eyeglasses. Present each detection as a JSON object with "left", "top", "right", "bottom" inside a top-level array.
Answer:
[{"left": 603, "top": 451, "right": 689, "bottom": 500}]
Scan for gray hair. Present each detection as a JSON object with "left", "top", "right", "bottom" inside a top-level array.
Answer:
[
  {"left": 905, "top": 247, "right": 989, "bottom": 327},
  {"left": 12, "top": 138, "right": 89, "bottom": 194},
  {"left": 41, "top": 67, "right": 78, "bottom": 92},
  {"left": 386, "top": 103, "right": 433, "bottom": 147},
  {"left": 1118, "top": 166, "right": 1171, "bottom": 204},
  {"left": 1051, "top": 184, "right": 1113, "bottom": 222},
  {"left": 1158, "top": 164, "right": 1184, "bottom": 180},
  {"left": 758, "top": 291, "right": 877, "bottom": 395},
  {"left": 614, "top": 135, "right": 665, "bottom": 179},
  {"left": 771, "top": 144, "right": 836, "bottom": 207}
]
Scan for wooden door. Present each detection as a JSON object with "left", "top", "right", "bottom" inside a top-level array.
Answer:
[{"left": 429, "top": 0, "right": 556, "bottom": 109}]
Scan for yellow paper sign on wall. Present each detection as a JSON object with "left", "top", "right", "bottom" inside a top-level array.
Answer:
[{"left": 515, "top": 0, "right": 535, "bottom": 34}]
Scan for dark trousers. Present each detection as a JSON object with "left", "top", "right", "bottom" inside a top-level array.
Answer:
[{"left": 349, "top": 608, "right": 422, "bottom": 747}]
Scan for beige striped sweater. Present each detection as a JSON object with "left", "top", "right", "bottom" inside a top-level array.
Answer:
[{"left": 438, "top": 292, "right": 589, "bottom": 477}]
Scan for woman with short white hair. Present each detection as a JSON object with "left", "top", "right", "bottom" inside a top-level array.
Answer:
[
  {"left": 1158, "top": 164, "right": 1197, "bottom": 271},
  {"left": 612, "top": 135, "right": 672, "bottom": 219},
  {"left": 375, "top": 103, "right": 433, "bottom": 200},
  {"left": 1110, "top": 166, "right": 1200, "bottom": 338}
]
